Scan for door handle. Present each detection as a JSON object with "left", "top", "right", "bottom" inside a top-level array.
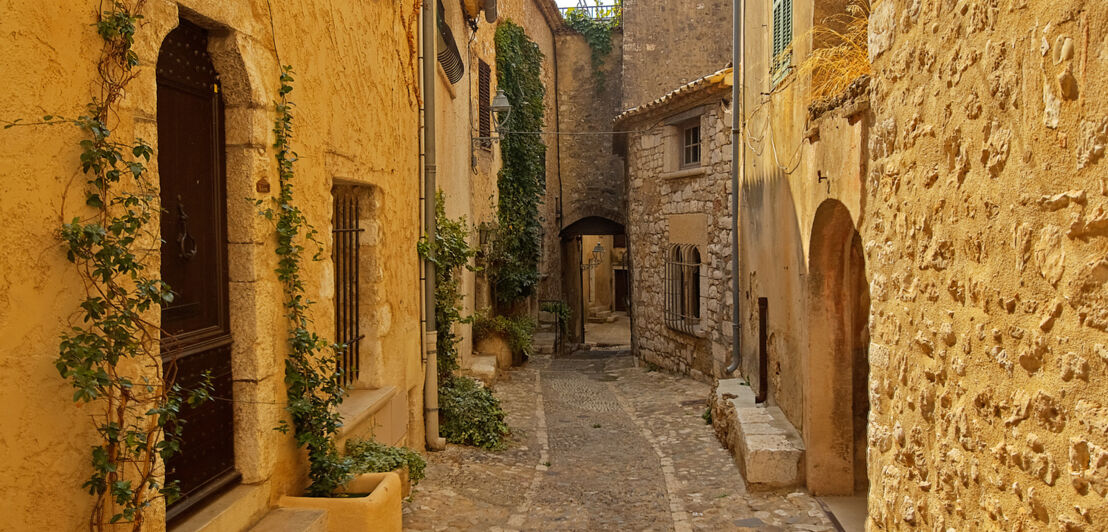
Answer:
[{"left": 176, "top": 195, "right": 198, "bottom": 260}]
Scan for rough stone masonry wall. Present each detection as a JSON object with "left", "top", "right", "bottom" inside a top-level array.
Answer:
[
  {"left": 556, "top": 30, "right": 626, "bottom": 228},
  {"left": 627, "top": 101, "right": 734, "bottom": 381},
  {"left": 619, "top": 0, "right": 733, "bottom": 110},
  {"left": 865, "top": 1, "right": 1108, "bottom": 529}
]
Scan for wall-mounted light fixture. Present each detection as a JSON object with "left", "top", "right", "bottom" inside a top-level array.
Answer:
[
  {"left": 473, "top": 88, "right": 512, "bottom": 148},
  {"left": 581, "top": 242, "right": 606, "bottom": 271}
]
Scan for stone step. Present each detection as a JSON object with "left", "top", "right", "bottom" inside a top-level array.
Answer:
[
  {"left": 248, "top": 508, "right": 328, "bottom": 532},
  {"left": 710, "top": 379, "right": 805, "bottom": 490},
  {"left": 464, "top": 355, "right": 499, "bottom": 385},
  {"left": 534, "top": 332, "right": 556, "bottom": 354}
]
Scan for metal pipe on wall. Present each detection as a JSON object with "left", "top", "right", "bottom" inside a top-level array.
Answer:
[
  {"left": 726, "top": 0, "right": 744, "bottom": 375},
  {"left": 423, "top": 0, "right": 446, "bottom": 451}
]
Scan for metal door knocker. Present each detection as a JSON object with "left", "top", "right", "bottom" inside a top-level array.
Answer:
[{"left": 176, "top": 195, "right": 198, "bottom": 260}]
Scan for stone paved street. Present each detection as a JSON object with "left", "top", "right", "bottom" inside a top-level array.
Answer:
[{"left": 404, "top": 351, "right": 837, "bottom": 531}]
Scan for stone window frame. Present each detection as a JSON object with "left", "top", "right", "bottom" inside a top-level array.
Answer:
[
  {"left": 660, "top": 107, "right": 709, "bottom": 179},
  {"left": 681, "top": 121, "right": 701, "bottom": 168},
  {"left": 330, "top": 182, "right": 384, "bottom": 391},
  {"left": 664, "top": 243, "right": 704, "bottom": 336}
]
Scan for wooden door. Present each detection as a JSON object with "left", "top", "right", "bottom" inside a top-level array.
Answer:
[
  {"left": 614, "top": 269, "right": 629, "bottom": 311},
  {"left": 157, "top": 19, "right": 238, "bottom": 519}
]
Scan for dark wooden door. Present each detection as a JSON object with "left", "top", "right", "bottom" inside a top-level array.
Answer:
[
  {"left": 157, "top": 20, "right": 238, "bottom": 519},
  {"left": 614, "top": 269, "right": 629, "bottom": 311}
]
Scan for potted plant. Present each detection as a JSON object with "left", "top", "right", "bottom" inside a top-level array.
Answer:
[{"left": 472, "top": 309, "right": 536, "bottom": 367}]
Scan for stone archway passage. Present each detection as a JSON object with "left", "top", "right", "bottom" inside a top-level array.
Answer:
[
  {"left": 805, "top": 200, "right": 871, "bottom": 496},
  {"left": 560, "top": 217, "right": 629, "bottom": 345}
]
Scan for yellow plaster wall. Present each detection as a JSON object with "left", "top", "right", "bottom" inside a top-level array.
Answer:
[
  {"left": 865, "top": 0, "right": 1108, "bottom": 529},
  {"left": 737, "top": 0, "right": 869, "bottom": 434},
  {"left": 0, "top": 1, "right": 424, "bottom": 529},
  {"left": 581, "top": 235, "right": 615, "bottom": 311}
]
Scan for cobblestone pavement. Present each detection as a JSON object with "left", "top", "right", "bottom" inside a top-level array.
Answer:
[{"left": 404, "top": 351, "right": 837, "bottom": 531}]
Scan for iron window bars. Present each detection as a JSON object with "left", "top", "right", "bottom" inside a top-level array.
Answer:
[
  {"left": 665, "top": 244, "right": 702, "bottom": 335},
  {"left": 332, "top": 186, "right": 365, "bottom": 387}
]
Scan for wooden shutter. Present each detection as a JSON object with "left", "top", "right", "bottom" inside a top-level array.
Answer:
[
  {"left": 478, "top": 60, "right": 491, "bottom": 144},
  {"left": 771, "top": 0, "right": 793, "bottom": 84}
]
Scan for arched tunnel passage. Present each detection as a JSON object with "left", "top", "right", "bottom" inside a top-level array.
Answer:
[{"left": 558, "top": 217, "right": 631, "bottom": 348}]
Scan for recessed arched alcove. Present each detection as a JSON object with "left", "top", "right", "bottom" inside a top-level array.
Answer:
[{"left": 805, "top": 199, "right": 870, "bottom": 496}]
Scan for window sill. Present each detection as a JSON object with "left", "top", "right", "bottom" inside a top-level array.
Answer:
[
  {"left": 661, "top": 166, "right": 707, "bottom": 180},
  {"left": 337, "top": 386, "right": 398, "bottom": 440},
  {"left": 666, "top": 324, "right": 705, "bottom": 338}
]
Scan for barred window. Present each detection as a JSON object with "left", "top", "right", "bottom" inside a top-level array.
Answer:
[
  {"left": 665, "top": 244, "right": 702, "bottom": 334},
  {"left": 333, "top": 186, "right": 365, "bottom": 387}
]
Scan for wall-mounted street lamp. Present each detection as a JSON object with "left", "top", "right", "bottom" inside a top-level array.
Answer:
[
  {"left": 473, "top": 88, "right": 512, "bottom": 146},
  {"left": 581, "top": 242, "right": 606, "bottom": 271},
  {"left": 491, "top": 88, "right": 511, "bottom": 124}
]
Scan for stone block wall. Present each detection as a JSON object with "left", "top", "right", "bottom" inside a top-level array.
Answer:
[
  {"left": 626, "top": 98, "right": 734, "bottom": 381},
  {"left": 556, "top": 30, "right": 626, "bottom": 228},
  {"left": 865, "top": 1, "right": 1108, "bottom": 529},
  {"left": 620, "top": 0, "right": 733, "bottom": 110}
]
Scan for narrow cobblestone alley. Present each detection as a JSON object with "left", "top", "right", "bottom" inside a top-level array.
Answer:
[{"left": 404, "top": 351, "right": 837, "bottom": 531}]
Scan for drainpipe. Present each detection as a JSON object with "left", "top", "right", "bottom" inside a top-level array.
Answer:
[
  {"left": 422, "top": 0, "right": 447, "bottom": 451},
  {"left": 726, "top": 0, "right": 744, "bottom": 374}
]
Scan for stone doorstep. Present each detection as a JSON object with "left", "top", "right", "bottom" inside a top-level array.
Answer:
[
  {"left": 248, "top": 508, "right": 327, "bottom": 532},
  {"left": 711, "top": 379, "right": 805, "bottom": 490},
  {"left": 169, "top": 484, "right": 270, "bottom": 532}
]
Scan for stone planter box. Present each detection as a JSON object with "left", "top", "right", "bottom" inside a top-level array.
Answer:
[
  {"left": 279, "top": 472, "right": 403, "bottom": 532},
  {"left": 394, "top": 466, "right": 412, "bottom": 498}
]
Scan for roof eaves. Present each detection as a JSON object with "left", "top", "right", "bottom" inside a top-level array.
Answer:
[{"left": 614, "top": 66, "right": 734, "bottom": 127}]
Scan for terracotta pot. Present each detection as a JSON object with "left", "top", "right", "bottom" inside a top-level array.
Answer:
[
  {"left": 475, "top": 333, "right": 513, "bottom": 369},
  {"left": 279, "top": 472, "right": 403, "bottom": 532}
]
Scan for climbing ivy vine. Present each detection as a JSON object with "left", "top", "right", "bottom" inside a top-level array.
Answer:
[
  {"left": 564, "top": 0, "right": 622, "bottom": 91},
  {"left": 260, "top": 66, "right": 353, "bottom": 497},
  {"left": 418, "top": 193, "right": 508, "bottom": 449},
  {"left": 5, "top": 1, "right": 210, "bottom": 528},
  {"left": 491, "top": 20, "right": 547, "bottom": 304},
  {"left": 417, "top": 192, "right": 477, "bottom": 380}
]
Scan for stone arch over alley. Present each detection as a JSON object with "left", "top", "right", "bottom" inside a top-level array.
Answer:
[
  {"left": 805, "top": 199, "right": 870, "bottom": 496},
  {"left": 558, "top": 216, "right": 630, "bottom": 346}
]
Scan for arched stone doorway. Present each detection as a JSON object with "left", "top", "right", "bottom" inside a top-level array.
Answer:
[
  {"left": 559, "top": 217, "right": 629, "bottom": 345},
  {"left": 805, "top": 200, "right": 870, "bottom": 496},
  {"left": 148, "top": 11, "right": 271, "bottom": 520}
]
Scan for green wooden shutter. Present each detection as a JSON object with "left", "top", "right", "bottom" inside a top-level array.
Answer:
[{"left": 771, "top": 0, "right": 793, "bottom": 85}]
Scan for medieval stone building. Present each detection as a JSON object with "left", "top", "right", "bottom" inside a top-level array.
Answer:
[{"left": 0, "top": 0, "right": 565, "bottom": 529}]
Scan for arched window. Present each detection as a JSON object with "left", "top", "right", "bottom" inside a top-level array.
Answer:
[{"left": 665, "top": 244, "right": 702, "bottom": 334}]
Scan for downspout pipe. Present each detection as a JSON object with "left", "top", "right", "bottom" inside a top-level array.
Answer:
[
  {"left": 423, "top": 0, "right": 447, "bottom": 451},
  {"left": 726, "top": 0, "right": 744, "bottom": 374}
]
